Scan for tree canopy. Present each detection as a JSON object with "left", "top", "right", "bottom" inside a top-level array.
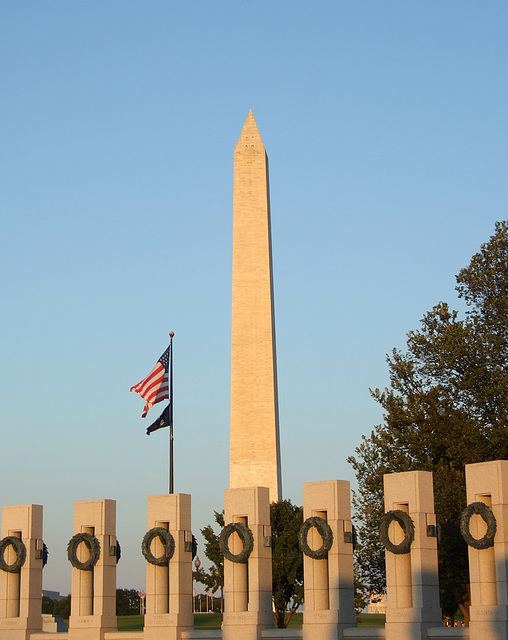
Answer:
[
  {"left": 196, "top": 510, "right": 225, "bottom": 600},
  {"left": 348, "top": 221, "right": 508, "bottom": 624},
  {"left": 116, "top": 589, "right": 141, "bottom": 616},
  {"left": 270, "top": 500, "right": 303, "bottom": 628}
]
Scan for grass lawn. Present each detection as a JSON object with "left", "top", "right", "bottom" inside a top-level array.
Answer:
[
  {"left": 285, "top": 612, "right": 302, "bottom": 628},
  {"left": 357, "top": 613, "right": 386, "bottom": 627},
  {"left": 116, "top": 614, "right": 225, "bottom": 630},
  {"left": 193, "top": 613, "right": 223, "bottom": 628},
  {"left": 117, "top": 615, "right": 144, "bottom": 630},
  {"left": 117, "top": 612, "right": 385, "bottom": 630}
]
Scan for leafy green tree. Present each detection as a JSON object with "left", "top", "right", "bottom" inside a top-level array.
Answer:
[
  {"left": 270, "top": 500, "right": 303, "bottom": 628},
  {"left": 116, "top": 589, "right": 140, "bottom": 616},
  {"left": 348, "top": 221, "right": 508, "bottom": 625},
  {"left": 53, "top": 595, "right": 71, "bottom": 620},
  {"left": 42, "top": 595, "right": 56, "bottom": 614},
  {"left": 198, "top": 501, "right": 304, "bottom": 628},
  {"left": 196, "top": 510, "right": 225, "bottom": 607}
]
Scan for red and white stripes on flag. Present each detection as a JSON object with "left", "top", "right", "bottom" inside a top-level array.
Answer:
[{"left": 130, "top": 346, "right": 170, "bottom": 417}]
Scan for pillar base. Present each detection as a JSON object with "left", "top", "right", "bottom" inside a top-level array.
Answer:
[
  {"left": 144, "top": 612, "right": 194, "bottom": 640},
  {"left": 470, "top": 605, "right": 508, "bottom": 640},
  {"left": 68, "top": 614, "right": 117, "bottom": 640},
  {"left": 385, "top": 618, "right": 438, "bottom": 640},
  {"left": 302, "top": 609, "right": 356, "bottom": 640},
  {"left": 222, "top": 610, "right": 273, "bottom": 640},
  {"left": 0, "top": 617, "right": 42, "bottom": 640}
]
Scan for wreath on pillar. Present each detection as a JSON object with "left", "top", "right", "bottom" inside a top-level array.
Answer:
[
  {"left": 141, "top": 527, "right": 175, "bottom": 566},
  {"left": 0, "top": 536, "right": 27, "bottom": 573},
  {"left": 219, "top": 522, "right": 254, "bottom": 564},
  {"left": 298, "top": 516, "right": 334, "bottom": 559},
  {"left": 379, "top": 510, "right": 415, "bottom": 555},
  {"left": 460, "top": 502, "right": 497, "bottom": 550},
  {"left": 67, "top": 533, "right": 101, "bottom": 571}
]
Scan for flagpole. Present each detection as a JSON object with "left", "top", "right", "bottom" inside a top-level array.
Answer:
[{"left": 169, "top": 331, "right": 174, "bottom": 494}]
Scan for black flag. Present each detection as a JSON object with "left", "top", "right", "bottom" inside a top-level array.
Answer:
[{"left": 146, "top": 403, "right": 170, "bottom": 435}]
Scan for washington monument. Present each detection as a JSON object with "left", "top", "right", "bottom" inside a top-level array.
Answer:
[{"left": 229, "top": 110, "right": 282, "bottom": 503}]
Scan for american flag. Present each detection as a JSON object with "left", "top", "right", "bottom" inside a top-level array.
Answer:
[{"left": 130, "top": 346, "right": 170, "bottom": 417}]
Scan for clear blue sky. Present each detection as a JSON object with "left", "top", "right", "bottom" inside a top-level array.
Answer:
[{"left": 1, "top": 1, "right": 507, "bottom": 594}]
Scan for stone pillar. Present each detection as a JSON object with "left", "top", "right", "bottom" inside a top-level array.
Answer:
[
  {"left": 465, "top": 460, "right": 508, "bottom": 640},
  {"left": 144, "top": 494, "right": 193, "bottom": 640},
  {"left": 68, "top": 499, "right": 117, "bottom": 640},
  {"left": 301, "top": 481, "right": 356, "bottom": 640},
  {"left": 0, "top": 504, "right": 44, "bottom": 640},
  {"left": 383, "top": 471, "right": 442, "bottom": 640},
  {"left": 222, "top": 486, "right": 273, "bottom": 640}
]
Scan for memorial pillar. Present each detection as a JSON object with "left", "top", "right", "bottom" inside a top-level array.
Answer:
[
  {"left": 301, "top": 480, "right": 356, "bottom": 640},
  {"left": 0, "top": 504, "right": 44, "bottom": 640},
  {"left": 465, "top": 460, "right": 508, "bottom": 640},
  {"left": 144, "top": 493, "right": 193, "bottom": 640},
  {"left": 383, "top": 470, "right": 442, "bottom": 640},
  {"left": 68, "top": 499, "right": 117, "bottom": 640},
  {"left": 222, "top": 486, "right": 273, "bottom": 640}
]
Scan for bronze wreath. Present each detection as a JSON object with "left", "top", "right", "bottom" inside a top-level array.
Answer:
[
  {"left": 0, "top": 536, "right": 27, "bottom": 573},
  {"left": 298, "top": 516, "right": 333, "bottom": 559},
  {"left": 219, "top": 523, "right": 254, "bottom": 564},
  {"left": 460, "top": 502, "right": 497, "bottom": 550},
  {"left": 379, "top": 510, "right": 415, "bottom": 555},
  {"left": 67, "top": 533, "right": 101, "bottom": 571},
  {"left": 142, "top": 527, "right": 175, "bottom": 566}
]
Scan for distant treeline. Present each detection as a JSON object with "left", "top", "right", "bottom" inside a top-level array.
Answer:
[{"left": 42, "top": 589, "right": 141, "bottom": 618}]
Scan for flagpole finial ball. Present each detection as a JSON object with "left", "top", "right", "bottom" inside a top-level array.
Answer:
[{"left": 169, "top": 331, "right": 174, "bottom": 338}]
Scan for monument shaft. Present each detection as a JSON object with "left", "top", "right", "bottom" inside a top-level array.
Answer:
[{"left": 230, "top": 111, "right": 282, "bottom": 502}]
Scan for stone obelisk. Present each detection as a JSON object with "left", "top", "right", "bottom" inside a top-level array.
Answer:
[{"left": 230, "top": 110, "right": 282, "bottom": 502}]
